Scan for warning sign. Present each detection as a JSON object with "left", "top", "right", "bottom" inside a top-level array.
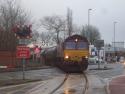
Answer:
[{"left": 16, "top": 46, "right": 30, "bottom": 58}]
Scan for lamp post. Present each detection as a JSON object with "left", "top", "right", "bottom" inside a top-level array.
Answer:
[
  {"left": 113, "top": 21, "right": 117, "bottom": 61},
  {"left": 88, "top": 9, "right": 92, "bottom": 43}
]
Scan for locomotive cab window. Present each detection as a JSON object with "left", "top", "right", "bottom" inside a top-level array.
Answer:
[
  {"left": 65, "top": 41, "right": 88, "bottom": 50},
  {"left": 77, "top": 42, "right": 88, "bottom": 49},
  {"left": 65, "top": 42, "right": 76, "bottom": 49}
]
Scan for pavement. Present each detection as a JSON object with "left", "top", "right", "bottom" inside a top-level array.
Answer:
[
  {"left": 88, "top": 63, "right": 125, "bottom": 94},
  {"left": 107, "top": 63, "right": 125, "bottom": 94},
  {"left": 0, "top": 66, "right": 52, "bottom": 72},
  {"left": 108, "top": 75, "right": 125, "bottom": 94},
  {"left": 0, "top": 66, "right": 64, "bottom": 88}
]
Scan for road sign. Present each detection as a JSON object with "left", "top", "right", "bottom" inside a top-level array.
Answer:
[
  {"left": 95, "top": 40, "right": 104, "bottom": 49},
  {"left": 19, "top": 39, "right": 30, "bottom": 45},
  {"left": 16, "top": 46, "right": 30, "bottom": 58}
]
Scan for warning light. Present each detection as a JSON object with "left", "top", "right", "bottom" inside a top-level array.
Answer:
[{"left": 13, "top": 24, "right": 32, "bottom": 39}]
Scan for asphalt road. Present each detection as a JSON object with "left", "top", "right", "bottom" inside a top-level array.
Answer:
[
  {"left": 0, "top": 63, "right": 124, "bottom": 94},
  {"left": 0, "top": 67, "right": 63, "bottom": 80},
  {"left": 0, "top": 74, "right": 107, "bottom": 94}
]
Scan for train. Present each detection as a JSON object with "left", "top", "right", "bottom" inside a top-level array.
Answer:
[{"left": 44, "top": 34, "right": 90, "bottom": 72}]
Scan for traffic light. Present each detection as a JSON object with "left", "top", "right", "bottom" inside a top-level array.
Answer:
[{"left": 13, "top": 24, "right": 32, "bottom": 39}]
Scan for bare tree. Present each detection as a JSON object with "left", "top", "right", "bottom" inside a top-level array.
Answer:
[
  {"left": 81, "top": 25, "right": 101, "bottom": 44},
  {"left": 0, "top": 0, "right": 31, "bottom": 51},
  {"left": 32, "top": 31, "right": 40, "bottom": 43},
  {"left": 0, "top": 0, "right": 30, "bottom": 31},
  {"left": 40, "top": 15, "right": 66, "bottom": 44},
  {"left": 61, "top": 24, "right": 81, "bottom": 41},
  {"left": 39, "top": 32, "right": 53, "bottom": 44}
]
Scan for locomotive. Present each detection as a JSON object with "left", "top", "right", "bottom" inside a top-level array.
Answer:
[{"left": 44, "top": 34, "right": 89, "bottom": 72}]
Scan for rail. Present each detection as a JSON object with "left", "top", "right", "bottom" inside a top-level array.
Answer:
[{"left": 49, "top": 73, "right": 69, "bottom": 94}]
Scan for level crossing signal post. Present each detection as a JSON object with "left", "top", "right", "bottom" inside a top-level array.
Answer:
[{"left": 13, "top": 24, "right": 32, "bottom": 80}]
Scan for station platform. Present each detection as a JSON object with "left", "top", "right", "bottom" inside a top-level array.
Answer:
[{"left": 108, "top": 75, "right": 125, "bottom": 94}]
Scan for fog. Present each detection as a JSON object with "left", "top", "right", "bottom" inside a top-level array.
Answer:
[{"left": 21, "top": 0, "right": 125, "bottom": 43}]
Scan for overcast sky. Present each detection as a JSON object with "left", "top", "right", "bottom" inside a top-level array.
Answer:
[{"left": 21, "top": 0, "right": 125, "bottom": 43}]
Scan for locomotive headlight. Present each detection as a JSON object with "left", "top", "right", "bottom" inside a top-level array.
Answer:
[
  {"left": 85, "top": 56, "right": 88, "bottom": 59},
  {"left": 75, "top": 38, "right": 78, "bottom": 42},
  {"left": 123, "top": 61, "right": 125, "bottom": 65},
  {"left": 65, "top": 55, "right": 69, "bottom": 59}
]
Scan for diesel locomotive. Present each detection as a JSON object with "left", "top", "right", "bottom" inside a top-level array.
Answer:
[{"left": 44, "top": 34, "right": 90, "bottom": 72}]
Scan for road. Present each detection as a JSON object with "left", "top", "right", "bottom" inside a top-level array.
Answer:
[
  {"left": 88, "top": 63, "right": 124, "bottom": 78},
  {"left": 0, "top": 67, "right": 63, "bottom": 80},
  {"left": 0, "top": 63, "right": 124, "bottom": 94},
  {"left": 0, "top": 74, "right": 106, "bottom": 94}
]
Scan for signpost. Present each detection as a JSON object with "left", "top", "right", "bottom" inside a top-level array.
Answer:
[
  {"left": 16, "top": 45, "right": 30, "bottom": 80},
  {"left": 14, "top": 24, "right": 32, "bottom": 80},
  {"left": 95, "top": 40, "right": 104, "bottom": 69},
  {"left": 95, "top": 40, "right": 104, "bottom": 49}
]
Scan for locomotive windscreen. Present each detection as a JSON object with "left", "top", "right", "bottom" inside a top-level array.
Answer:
[
  {"left": 65, "top": 42, "right": 76, "bottom": 49},
  {"left": 65, "top": 41, "right": 88, "bottom": 50},
  {"left": 77, "top": 42, "right": 88, "bottom": 49}
]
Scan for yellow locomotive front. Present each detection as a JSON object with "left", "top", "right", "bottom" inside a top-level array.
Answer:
[
  {"left": 56, "top": 34, "right": 89, "bottom": 72},
  {"left": 64, "top": 39, "right": 89, "bottom": 63}
]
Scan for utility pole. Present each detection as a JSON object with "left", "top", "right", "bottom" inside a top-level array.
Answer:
[
  {"left": 88, "top": 9, "right": 92, "bottom": 44},
  {"left": 113, "top": 21, "right": 117, "bottom": 62},
  {"left": 67, "top": 8, "right": 73, "bottom": 37}
]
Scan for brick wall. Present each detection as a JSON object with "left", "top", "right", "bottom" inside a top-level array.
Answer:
[{"left": 0, "top": 51, "right": 17, "bottom": 68}]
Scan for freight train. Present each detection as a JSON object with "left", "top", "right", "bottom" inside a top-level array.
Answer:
[{"left": 44, "top": 34, "right": 90, "bottom": 72}]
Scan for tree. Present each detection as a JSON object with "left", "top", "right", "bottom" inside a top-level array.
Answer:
[
  {"left": 81, "top": 25, "right": 101, "bottom": 45},
  {"left": 31, "top": 31, "right": 40, "bottom": 43},
  {"left": 40, "top": 15, "right": 66, "bottom": 44},
  {"left": 39, "top": 32, "right": 53, "bottom": 45},
  {"left": 0, "top": 0, "right": 31, "bottom": 51},
  {"left": 0, "top": 0, "right": 30, "bottom": 31}
]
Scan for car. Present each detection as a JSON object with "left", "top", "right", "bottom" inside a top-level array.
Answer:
[
  {"left": 88, "top": 56, "right": 104, "bottom": 64},
  {"left": 88, "top": 56, "right": 98, "bottom": 64},
  {"left": 119, "top": 56, "right": 125, "bottom": 63}
]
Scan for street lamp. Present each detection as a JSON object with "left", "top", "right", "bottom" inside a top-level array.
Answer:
[
  {"left": 113, "top": 21, "right": 117, "bottom": 60},
  {"left": 88, "top": 9, "right": 92, "bottom": 43}
]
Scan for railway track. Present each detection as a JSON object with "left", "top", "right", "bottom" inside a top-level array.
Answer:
[
  {"left": 49, "top": 73, "right": 69, "bottom": 94},
  {"left": 82, "top": 71, "right": 89, "bottom": 94},
  {"left": 49, "top": 70, "right": 89, "bottom": 94},
  {"left": 79, "top": 63, "right": 89, "bottom": 94}
]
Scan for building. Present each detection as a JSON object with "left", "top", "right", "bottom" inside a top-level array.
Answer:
[{"left": 105, "top": 42, "right": 125, "bottom": 57}]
